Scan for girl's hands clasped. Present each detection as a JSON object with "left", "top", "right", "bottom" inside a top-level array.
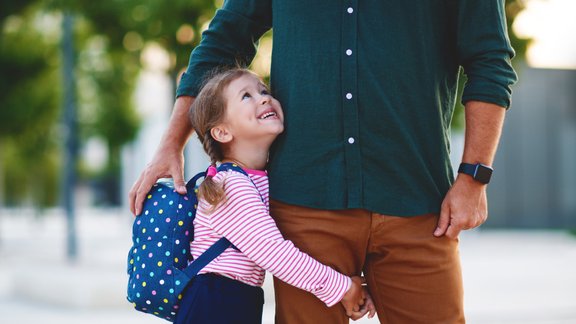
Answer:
[
  {"left": 349, "top": 285, "right": 376, "bottom": 321},
  {"left": 341, "top": 276, "right": 376, "bottom": 321}
]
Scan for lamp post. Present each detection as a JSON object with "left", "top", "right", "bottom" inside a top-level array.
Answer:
[{"left": 61, "top": 12, "right": 78, "bottom": 262}]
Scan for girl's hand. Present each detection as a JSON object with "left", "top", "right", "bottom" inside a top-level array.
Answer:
[
  {"left": 349, "top": 286, "right": 376, "bottom": 320},
  {"left": 340, "top": 276, "right": 365, "bottom": 317}
]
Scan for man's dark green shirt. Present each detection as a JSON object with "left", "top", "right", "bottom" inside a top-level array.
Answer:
[{"left": 177, "top": 0, "right": 517, "bottom": 216}]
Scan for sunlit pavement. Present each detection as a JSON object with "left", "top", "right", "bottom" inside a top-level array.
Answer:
[{"left": 1, "top": 209, "right": 575, "bottom": 324}]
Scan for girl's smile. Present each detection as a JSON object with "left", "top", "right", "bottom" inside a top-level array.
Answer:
[
  {"left": 222, "top": 74, "right": 284, "bottom": 140},
  {"left": 257, "top": 108, "right": 279, "bottom": 120}
]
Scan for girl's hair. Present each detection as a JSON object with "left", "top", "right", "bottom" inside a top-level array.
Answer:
[{"left": 189, "top": 67, "right": 256, "bottom": 207}]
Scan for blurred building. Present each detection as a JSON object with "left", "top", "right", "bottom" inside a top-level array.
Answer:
[{"left": 487, "top": 65, "right": 576, "bottom": 228}]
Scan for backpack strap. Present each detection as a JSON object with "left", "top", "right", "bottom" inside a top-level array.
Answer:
[
  {"left": 217, "top": 162, "right": 248, "bottom": 176},
  {"left": 183, "top": 162, "right": 247, "bottom": 193},
  {"left": 182, "top": 237, "right": 231, "bottom": 279},
  {"left": 180, "top": 163, "right": 250, "bottom": 280},
  {"left": 185, "top": 170, "right": 207, "bottom": 193}
]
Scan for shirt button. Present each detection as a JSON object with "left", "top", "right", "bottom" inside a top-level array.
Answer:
[
  {"left": 346, "top": 49, "right": 353, "bottom": 56},
  {"left": 346, "top": 93, "right": 353, "bottom": 100},
  {"left": 347, "top": 7, "right": 354, "bottom": 14},
  {"left": 348, "top": 137, "right": 355, "bottom": 144}
]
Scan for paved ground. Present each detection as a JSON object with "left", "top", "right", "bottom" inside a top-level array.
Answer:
[{"left": 1, "top": 208, "right": 575, "bottom": 324}]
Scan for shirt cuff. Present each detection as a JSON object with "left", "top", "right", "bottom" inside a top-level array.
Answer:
[
  {"left": 176, "top": 70, "right": 202, "bottom": 98},
  {"left": 315, "top": 273, "right": 352, "bottom": 307}
]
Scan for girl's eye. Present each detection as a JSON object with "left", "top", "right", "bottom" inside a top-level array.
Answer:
[
  {"left": 261, "top": 89, "right": 270, "bottom": 96},
  {"left": 242, "top": 92, "right": 251, "bottom": 100}
]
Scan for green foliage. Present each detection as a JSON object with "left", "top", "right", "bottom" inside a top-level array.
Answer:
[
  {"left": 505, "top": 0, "right": 530, "bottom": 61},
  {"left": 0, "top": 1, "right": 36, "bottom": 21},
  {"left": 66, "top": 0, "right": 217, "bottom": 74},
  {"left": 1, "top": 0, "right": 218, "bottom": 207},
  {"left": 0, "top": 3, "right": 62, "bottom": 207},
  {"left": 76, "top": 42, "right": 140, "bottom": 151},
  {"left": 65, "top": 0, "right": 218, "bottom": 205},
  {"left": 0, "top": 7, "right": 60, "bottom": 138},
  {"left": 1, "top": 135, "right": 60, "bottom": 207}
]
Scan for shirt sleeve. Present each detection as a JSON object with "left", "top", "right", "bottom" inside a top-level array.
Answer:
[
  {"left": 176, "top": 0, "right": 272, "bottom": 98},
  {"left": 456, "top": 0, "right": 518, "bottom": 109},
  {"left": 206, "top": 172, "right": 351, "bottom": 307}
]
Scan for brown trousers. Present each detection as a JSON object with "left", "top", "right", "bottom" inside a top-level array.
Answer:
[{"left": 270, "top": 200, "right": 465, "bottom": 324}]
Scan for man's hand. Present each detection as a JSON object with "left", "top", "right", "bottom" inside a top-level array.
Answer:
[
  {"left": 434, "top": 175, "right": 488, "bottom": 239},
  {"left": 129, "top": 146, "right": 187, "bottom": 216},
  {"left": 341, "top": 276, "right": 365, "bottom": 317},
  {"left": 434, "top": 100, "right": 505, "bottom": 238}
]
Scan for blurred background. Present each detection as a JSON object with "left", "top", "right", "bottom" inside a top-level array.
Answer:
[{"left": 0, "top": 0, "right": 575, "bottom": 323}]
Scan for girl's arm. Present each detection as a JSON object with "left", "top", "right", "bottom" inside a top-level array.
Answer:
[{"left": 205, "top": 172, "right": 351, "bottom": 307}]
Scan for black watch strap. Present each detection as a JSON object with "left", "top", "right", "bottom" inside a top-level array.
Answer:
[{"left": 458, "top": 163, "right": 493, "bottom": 184}]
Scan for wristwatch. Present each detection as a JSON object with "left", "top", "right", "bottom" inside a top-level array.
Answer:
[{"left": 458, "top": 163, "right": 493, "bottom": 184}]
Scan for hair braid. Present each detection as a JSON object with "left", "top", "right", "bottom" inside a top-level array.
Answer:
[
  {"left": 203, "top": 134, "right": 222, "bottom": 165},
  {"left": 189, "top": 67, "right": 255, "bottom": 209},
  {"left": 197, "top": 135, "right": 226, "bottom": 208}
]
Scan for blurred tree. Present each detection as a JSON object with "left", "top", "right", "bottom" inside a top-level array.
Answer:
[
  {"left": 0, "top": 2, "right": 61, "bottom": 207},
  {"left": 1, "top": 0, "right": 220, "bottom": 207},
  {"left": 0, "top": 1, "right": 34, "bottom": 21},
  {"left": 61, "top": 0, "right": 218, "bottom": 204}
]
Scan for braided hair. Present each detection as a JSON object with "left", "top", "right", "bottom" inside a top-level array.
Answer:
[{"left": 189, "top": 68, "right": 254, "bottom": 207}]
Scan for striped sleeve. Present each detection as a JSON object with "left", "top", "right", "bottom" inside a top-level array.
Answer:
[{"left": 208, "top": 172, "right": 351, "bottom": 307}]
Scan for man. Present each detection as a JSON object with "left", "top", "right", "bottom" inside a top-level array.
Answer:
[{"left": 129, "top": 1, "right": 517, "bottom": 323}]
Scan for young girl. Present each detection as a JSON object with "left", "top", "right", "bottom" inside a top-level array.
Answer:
[{"left": 176, "top": 68, "right": 374, "bottom": 323}]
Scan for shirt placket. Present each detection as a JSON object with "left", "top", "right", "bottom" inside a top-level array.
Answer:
[{"left": 341, "top": 0, "right": 362, "bottom": 208}]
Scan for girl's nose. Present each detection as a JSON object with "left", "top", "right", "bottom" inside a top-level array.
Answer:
[{"left": 260, "top": 95, "right": 270, "bottom": 105}]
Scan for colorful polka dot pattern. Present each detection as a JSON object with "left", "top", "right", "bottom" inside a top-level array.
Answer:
[{"left": 127, "top": 176, "right": 201, "bottom": 322}]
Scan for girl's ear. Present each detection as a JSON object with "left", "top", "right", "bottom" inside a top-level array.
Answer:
[{"left": 210, "top": 125, "right": 233, "bottom": 144}]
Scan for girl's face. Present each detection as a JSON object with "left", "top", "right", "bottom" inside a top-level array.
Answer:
[{"left": 219, "top": 74, "right": 284, "bottom": 142}]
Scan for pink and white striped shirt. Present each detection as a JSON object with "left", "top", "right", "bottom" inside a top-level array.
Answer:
[{"left": 190, "top": 168, "right": 351, "bottom": 307}]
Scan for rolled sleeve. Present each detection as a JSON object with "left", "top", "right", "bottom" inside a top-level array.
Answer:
[
  {"left": 457, "top": 0, "right": 518, "bottom": 109},
  {"left": 176, "top": 0, "right": 272, "bottom": 97}
]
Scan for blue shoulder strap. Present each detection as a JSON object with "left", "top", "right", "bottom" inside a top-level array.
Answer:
[
  {"left": 185, "top": 170, "right": 207, "bottom": 193},
  {"left": 182, "top": 237, "right": 232, "bottom": 279},
  {"left": 184, "top": 163, "right": 247, "bottom": 192},
  {"left": 181, "top": 163, "right": 248, "bottom": 279},
  {"left": 217, "top": 162, "right": 248, "bottom": 176}
]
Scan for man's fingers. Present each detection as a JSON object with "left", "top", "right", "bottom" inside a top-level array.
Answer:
[
  {"left": 445, "top": 223, "right": 462, "bottom": 239},
  {"left": 128, "top": 177, "right": 143, "bottom": 215},
  {"left": 434, "top": 203, "right": 450, "bottom": 237},
  {"left": 134, "top": 176, "right": 159, "bottom": 216},
  {"left": 172, "top": 168, "right": 187, "bottom": 195}
]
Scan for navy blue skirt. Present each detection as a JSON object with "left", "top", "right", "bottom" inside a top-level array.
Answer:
[{"left": 175, "top": 273, "right": 264, "bottom": 324}]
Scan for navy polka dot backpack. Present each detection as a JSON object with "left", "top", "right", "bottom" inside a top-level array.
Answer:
[{"left": 126, "top": 163, "right": 246, "bottom": 322}]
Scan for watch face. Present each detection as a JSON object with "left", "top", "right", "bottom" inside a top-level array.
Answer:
[{"left": 475, "top": 164, "right": 493, "bottom": 184}]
